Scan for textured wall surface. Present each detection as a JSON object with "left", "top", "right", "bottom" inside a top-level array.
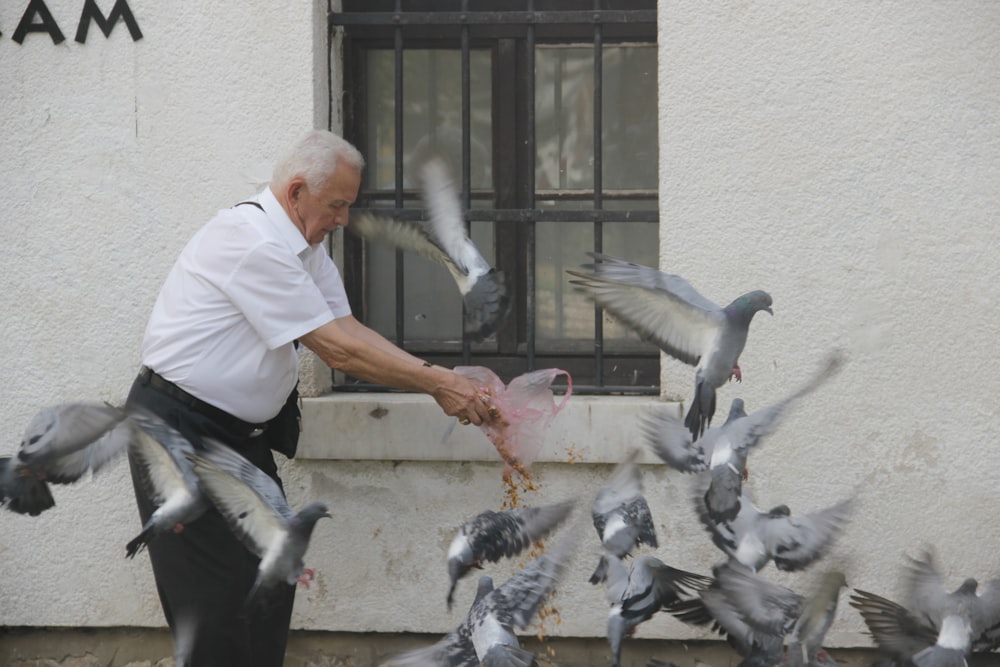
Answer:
[{"left": 1, "top": 0, "right": 998, "bottom": 659}]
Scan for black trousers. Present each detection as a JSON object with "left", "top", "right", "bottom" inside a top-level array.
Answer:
[{"left": 126, "top": 375, "right": 297, "bottom": 667}]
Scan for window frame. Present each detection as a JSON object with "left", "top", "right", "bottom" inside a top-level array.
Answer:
[{"left": 332, "top": 1, "right": 659, "bottom": 394}]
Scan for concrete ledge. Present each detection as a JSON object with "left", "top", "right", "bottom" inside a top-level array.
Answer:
[
  {"left": 298, "top": 393, "right": 680, "bottom": 464},
  {"left": 0, "top": 627, "right": 891, "bottom": 667}
]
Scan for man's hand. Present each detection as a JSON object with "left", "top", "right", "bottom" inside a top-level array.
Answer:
[{"left": 428, "top": 367, "right": 497, "bottom": 427}]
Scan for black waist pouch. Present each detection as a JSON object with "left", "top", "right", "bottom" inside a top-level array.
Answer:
[{"left": 266, "top": 385, "right": 301, "bottom": 458}]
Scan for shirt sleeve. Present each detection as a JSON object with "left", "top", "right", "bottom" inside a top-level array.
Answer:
[{"left": 221, "top": 240, "right": 336, "bottom": 350}]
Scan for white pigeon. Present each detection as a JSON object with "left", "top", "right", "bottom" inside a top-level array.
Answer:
[
  {"left": 568, "top": 253, "right": 773, "bottom": 439},
  {"left": 124, "top": 408, "right": 209, "bottom": 558},
  {"left": 1, "top": 402, "right": 129, "bottom": 516},
  {"left": 185, "top": 439, "right": 330, "bottom": 607},
  {"left": 589, "top": 449, "right": 658, "bottom": 584},
  {"left": 348, "top": 155, "right": 511, "bottom": 341},
  {"left": 446, "top": 500, "right": 575, "bottom": 610}
]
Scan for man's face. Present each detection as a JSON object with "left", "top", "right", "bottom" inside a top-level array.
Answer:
[{"left": 291, "top": 165, "right": 362, "bottom": 245}]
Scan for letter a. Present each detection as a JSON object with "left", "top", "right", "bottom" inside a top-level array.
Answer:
[{"left": 12, "top": 0, "right": 66, "bottom": 44}]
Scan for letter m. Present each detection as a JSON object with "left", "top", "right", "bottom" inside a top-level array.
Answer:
[{"left": 75, "top": 0, "right": 143, "bottom": 43}]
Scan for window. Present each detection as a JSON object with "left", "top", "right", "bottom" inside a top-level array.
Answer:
[{"left": 332, "top": 0, "right": 659, "bottom": 393}]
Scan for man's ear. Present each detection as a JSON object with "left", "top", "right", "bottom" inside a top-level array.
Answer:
[{"left": 287, "top": 178, "right": 306, "bottom": 203}]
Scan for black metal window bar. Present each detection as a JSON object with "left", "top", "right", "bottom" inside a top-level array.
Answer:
[{"left": 331, "top": 0, "right": 659, "bottom": 394}]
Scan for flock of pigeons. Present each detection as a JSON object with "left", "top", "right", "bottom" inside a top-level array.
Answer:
[{"left": 4, "top": 157, "right": 1000, "bottom": 667}]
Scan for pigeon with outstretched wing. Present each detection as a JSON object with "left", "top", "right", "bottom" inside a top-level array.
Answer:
[
  {"left": 349, "top": 156, "right": 510, "bottom": 341},
  {"left": 124, "top": 408, "right": 209, "bottom": 558},
  {"left": 446, "top": 500, "right": 575, "bottom": 610},
  {"left": 568, "top": 253, "right": 772, "bottom": 439},
  {"left": 186, "top": 439, "right": 330, "bottom": 607},
  {"left": 1, "top": 402, "right": 129, "bottom": 516}
]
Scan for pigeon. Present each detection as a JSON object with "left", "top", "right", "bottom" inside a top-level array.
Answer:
[
  {"left": 123, "top": 409, "right": 209, "bottom": 558},
  {"left": 713, "top": 564, "right": 848, "bottom": 667},
  {"left": 664, "top": 563, "right": 786, "bottom": 667},
  {"left": 589, "top": 449, "right": 658, "bottom": 584},
  {"left": 446, "top": 499, "right": 575, "bottom": 610},
  {"left": 851, "top": 551, "right": 1000, "bottom": 667},
  {"left": 185, "top": 439, "right": 330, "bottom": 607},
  {"left": 604, "top": 553, "right": 713, "bottom": 667},
  {"left": 642, "top": 351, "right": 845, "bottom": 522},
  {"left": 567, "top": 252, "right": 772, "bottom": 438},
  {"left": 695, "top": 483, "right": 853, "bottom": 573},
  {"left": 1, "top": 402, "right": 130, "bottom": 516},
  {"left": 382, "top": 532, "right": 576, "bottom": 667},
  {"left": 348, "top": 155, "right": 511, "bottom": 341}
]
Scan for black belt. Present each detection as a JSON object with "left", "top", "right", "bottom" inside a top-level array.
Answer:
[{"left": 137, "top": 366, "right": 268, "bottom": 438}]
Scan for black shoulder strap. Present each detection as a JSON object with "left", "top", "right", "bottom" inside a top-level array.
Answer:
[{"left": 234, "top": 200, "right": 264, "bottom": 211}]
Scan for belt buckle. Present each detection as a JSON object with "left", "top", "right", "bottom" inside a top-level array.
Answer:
[{"left": 248, "top": 426, "right": 265, "bottom": 438}]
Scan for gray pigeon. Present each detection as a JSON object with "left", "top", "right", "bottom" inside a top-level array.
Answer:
[
  {"left": 695, "top": 483, "right": 853, "bottom": 573},
  {"left": 714, "top": 563, "right": 848, "bottom": 667},
  {"left": 1, "top": 402, "right": 129, "bottom": 516},
  {"left": 589, "top": 449, "right": 658, "bottom": 584},
  {"left": 664, "top": 563, "right": 786, "bottom": 667},
  {"left": 382, "top": 533, "right": 576, "bottom": 667},
  {"left": 349, "top": 155, "right": 511, "bottom": 341},
  {"left": 185, "top": 439, "right": 330, "bottom": 607},
  {"left": 604, "top": 553, "right": 713, "bottom": 667},
  {"left": 851, "top": 551, "right": 1000, "bottom": 667},
  {"left": 567, "top": 253, "right": 772, "bottom": 438},
  {"left": 124, "top": 409, "right": 209, "bottom": 558},
  {"left": 446, "top": 499, "right": 575, "bottom": 610},
  {"left": 642, "top": 351, "right": 845, "bottom": 522}
]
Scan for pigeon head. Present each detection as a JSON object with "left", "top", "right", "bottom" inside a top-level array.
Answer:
[
  {"left": 767, "top": 504, "right": 791, "bottom": 518},
  {"left": 956, "top": 577, "right": 978, "bottom": 595},
  {"left": 726, "top": 290, "right": 774, "bottom": 323},
  {"left": 725, "top": 399, "right": 747, "bottom": 423},
  {"left": 294, "top": 502, "right": 331, "bottom": 531}
]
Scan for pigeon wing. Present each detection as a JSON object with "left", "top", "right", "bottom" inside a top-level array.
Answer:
[
  {"left": 639, "top": 407, "right": 707, "bottom": 473},
  {"left": 715, "top": 563, "right": 803, "bottom": 636},
  {"left": 126, "top": 411, "right": 197, "bottom": 504},
  {"left": 848, "top": 588, "right": 938, "bottom": 658},
  {"left": 186, "top": 451, "right": 290, "bottom": 559},
  {"left": 567, "top": 253, "right": 723, "bottom": 366}
]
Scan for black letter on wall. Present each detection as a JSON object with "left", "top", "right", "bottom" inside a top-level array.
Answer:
[
  {"left": 75, "top": 0, "right": 143, "bottom": 43},
  {"left": 12, "top": 0, "right": 66, "bottom": 44}
]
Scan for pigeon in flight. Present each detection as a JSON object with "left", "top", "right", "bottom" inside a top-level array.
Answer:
[
  {"left": 850, "top": 550, "right": 1000, "bottom": 667},
  {"left": 348, "top": 155, "right": 511, "bottom": 341},
  {"left": 383, "top": 533, "right": 577, "bottom": 667},
  {"left": 446, "top": 499, "right": 575, "bottom": 610},
  {"left": 1, "top": 402, "right": 130, "bottom": 516},
  {"left": 589, "top": 449, "right": 658, "bottom": 584},
  {"left": 567, "top": 252, "right": 772, "bottom": 438},
  {"left": 604, "top": 553, "right": 713, "bottom": 667},
  {"left": 642, "top": 351, "right": 846, "bottom": 522},
  {"left": 714, "top": 564, "right": 848, "bottom": 667},
  {"left": 123, "top": 409, "right": 209, "bottom": 558},
  {"left": 185, "top": 439, "right": 330, "bottom": 607},
  {"left": 664, "top": 562, "right": 786, "bottom": 667},
  {"left": 695, "top": 483, "right": 853, "bottom": 573}
]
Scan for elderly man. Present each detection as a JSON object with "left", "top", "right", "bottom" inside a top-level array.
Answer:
[{"left": 127, "top": 130, "right": 496, "bottom": 666}]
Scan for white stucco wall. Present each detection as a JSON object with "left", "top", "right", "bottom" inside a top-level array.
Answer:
[{"left": 1, "top": 0, "right": 998, "bottom": 656}]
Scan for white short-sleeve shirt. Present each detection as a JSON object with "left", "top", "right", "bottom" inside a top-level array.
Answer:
[{"left": 141, "top": 186, "right": 351, "bottom": 422}]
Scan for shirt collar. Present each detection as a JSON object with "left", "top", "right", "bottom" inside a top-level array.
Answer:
[{"left": 259, "top": 186, "right": 312, "bottom": 257}]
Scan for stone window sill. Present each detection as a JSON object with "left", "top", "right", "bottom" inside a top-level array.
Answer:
[{"left": 297, "top": 393, "right": 679, "bottom": 464}]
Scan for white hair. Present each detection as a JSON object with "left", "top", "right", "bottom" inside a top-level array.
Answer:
[{"left": 271, "top": 130, "right": 365, "bottom": 191}]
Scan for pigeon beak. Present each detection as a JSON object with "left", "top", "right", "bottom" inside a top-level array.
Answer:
[{"left": 766, "top": 306, "right": 774, "bottom": 315}]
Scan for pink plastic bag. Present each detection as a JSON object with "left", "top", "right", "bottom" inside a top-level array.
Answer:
[{"left": 454, "top": 366, "right": 572, "bottom": 478}]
